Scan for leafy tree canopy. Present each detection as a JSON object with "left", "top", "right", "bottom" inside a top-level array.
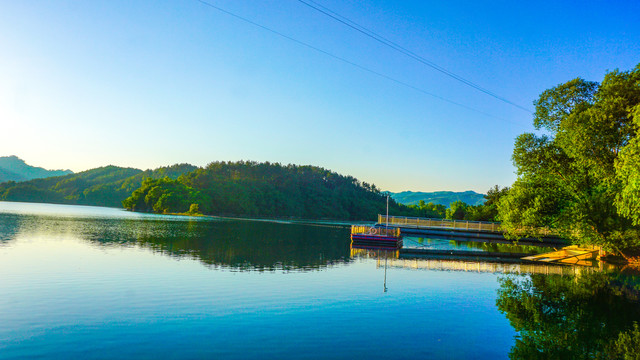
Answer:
[
  {"left": 123, "top": 161, "right": 402, "bottom": 220},
  {"left": 498, "top": 64, "right": 640, "bottom": 253}
]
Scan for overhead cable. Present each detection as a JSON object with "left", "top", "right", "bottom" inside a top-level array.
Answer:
[
  {"left": 196, "top": 0, "right": 521, "bottom": 125},
  {"left": 296, "top": 0, "right": 532, "bottom": 113}
]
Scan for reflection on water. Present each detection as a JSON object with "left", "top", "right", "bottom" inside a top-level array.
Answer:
[
  {"left": 2, "top": 202, "right": 640, "bottom": 359},
  {"left": 135, "top": 220, "right": 352, "bottom": 271},
  {"left": 0, "top": 204, "right": 352, "bottom": 271},
  {"left": 351, "top": 245, "right": 640, "bottom": 358},
  {"left": 497, "top": 272, "right": 640, "bottom": 359},
  {"left": 350, "top": 248, "right": 398, "bottom": 293},
  {"left": 404, "top": 236, "right": 549, "bottom": 254}
]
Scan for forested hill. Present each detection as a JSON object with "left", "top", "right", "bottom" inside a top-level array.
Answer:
[
  {"left": 122, "top": 161, "right": 398, "bottom": 220},
  {"left": 0, "top": 160, "right": 399, "bottom": 220},
  {"left": 0, "top": 156, "right": 72, "bottom": 182},
  {"left": 0, "top": 163, "right": 198, "bottom": 207},
  {"left": 391, "top": 190, "right": 486, "bottom": 206},
  {"left": 0, "top": 159, "right": 504, "bottom": 221}
]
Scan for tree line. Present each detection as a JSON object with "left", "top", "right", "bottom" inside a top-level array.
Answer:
[
  {"left": 120, "top": 161, "right": 507, "bottom": 221},
  {"left": 0, "top": 158, "right": 503, "bottom": 222}
]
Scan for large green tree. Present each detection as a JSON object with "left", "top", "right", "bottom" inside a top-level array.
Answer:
[
  {"left": 498, "top": 65, "right": 640, "bottom": 253},
  {"left": 616, "top": 104, "right": 640, "bottom": 226}
]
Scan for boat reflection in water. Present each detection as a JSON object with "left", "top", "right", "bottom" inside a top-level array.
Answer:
[{"left": 350, "top": 247, "right": 398, "bottom": 292}]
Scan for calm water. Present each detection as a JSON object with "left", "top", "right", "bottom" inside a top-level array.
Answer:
[{"left": 1, "top": 202, "right": 638, "bottom": 359}]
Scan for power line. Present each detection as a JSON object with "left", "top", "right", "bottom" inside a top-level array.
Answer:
[
  {"left": 196, "top": 0, "right": 521, "bottom": 125},
  {"left": 296, "top": 0, "right": 532, "bottom": 113}
]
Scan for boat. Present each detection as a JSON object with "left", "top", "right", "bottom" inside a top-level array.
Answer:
[
  {"left": 350, "top": 225, "right": 403, "bottom": 250},
  {"left": 350, "top": 195, "right": 403, "bottom": 250}
]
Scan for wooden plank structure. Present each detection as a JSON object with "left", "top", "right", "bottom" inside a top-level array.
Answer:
[
  {"left": 521, "top": 245, "right": 600, "bottom": 266},
  {"left": 351, "top": 225, "right": 403, "bottom": 250}
]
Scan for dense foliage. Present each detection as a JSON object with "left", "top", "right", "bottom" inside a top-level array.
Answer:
[
  {"left": 122, "top": 177, "right": 207, "bottom": 214},
  {"left": 1, "top": 158, "right": 505, "bottom": 222},
  {"left": 0, "top": 164, "right": 197, "bottom": 207},
  {"left": 123, "top": 161, "right": 405, "bottom": 220},
  {"left": 497, "top": 64, "right": 640, "bottom": 253}
]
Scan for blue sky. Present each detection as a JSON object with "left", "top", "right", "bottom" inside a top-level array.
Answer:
[{"left": 1, "top": 0, "right": 639, "bottom": 192}]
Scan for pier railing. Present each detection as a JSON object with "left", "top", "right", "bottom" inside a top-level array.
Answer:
[
  {"left": 385, "top": 257, "right": 594, "bottom": 276},
  {"left": 378, "top": 215, "right": 502, "bottom": 233},
  {"left": 351, "top": 225, "right": 401, "bottom": 237}
]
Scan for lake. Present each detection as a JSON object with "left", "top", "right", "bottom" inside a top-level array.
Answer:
[{"left": 1, "top": 202, "right": 638, "bottom": 359}]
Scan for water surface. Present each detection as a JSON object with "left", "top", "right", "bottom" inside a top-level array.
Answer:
[{"left": 1, "top": 202, "right": 637, "bottom": 359}]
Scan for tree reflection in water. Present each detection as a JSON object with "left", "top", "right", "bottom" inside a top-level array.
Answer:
[{"left": 496, "top": 272, "right": 640, "bottom": 359}]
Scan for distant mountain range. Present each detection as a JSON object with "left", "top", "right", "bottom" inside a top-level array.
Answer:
[
  {"left": 390, "top": 190, "right": 486, "bottom": 206},
  {"left": 0, "top": 156, "right": 73, "bottom": 183},
  {"left": 0, "top": 162, "right": 198, "bottom": 208}
]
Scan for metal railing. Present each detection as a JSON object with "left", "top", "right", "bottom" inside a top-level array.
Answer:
[
  {"left": 384, "top": 258, "right": 594, "bottom": 276},
  {"left": 378, "top": 214, "right": 502, "bottom": 233}
]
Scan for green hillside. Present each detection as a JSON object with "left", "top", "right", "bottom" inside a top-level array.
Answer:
[
  {"left": 391, "top": 190, "right": 486, "bottom": 206},
  {"left": 0, "top": 160, "right": 400, "bottom": 220},
  {"left": 0, "top": 159, "right": 505, "bottom": 222},
  {"left": 123, "top": 161, "right": 398, "bottom": 220},
  {"left": 0, "top": 163, "right": 197, "bottom": 207}
]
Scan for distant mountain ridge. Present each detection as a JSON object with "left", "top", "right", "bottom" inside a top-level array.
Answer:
[
  {"left": 0, "top": 156, "right": 72, "bottom": 183},
  {"left": 0, "top": 163, "right": 198, "bottom": 207},
  {"left": 390, "top": 190, "right": 486, "bottom": 206}
]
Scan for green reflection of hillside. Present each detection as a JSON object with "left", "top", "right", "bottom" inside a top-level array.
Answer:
[
  {"left": 0, "top": 213, "right": 22, "bottom": 243},
  {"left": 133, "top": 220, "right": 353, "bottom": 271},
  {"left": 3, "top": 211, "right": 352, "bottom": 271},
  {"left": 408, "top": 236, "right": 548, "bottom": 254},
  {"left": 497, "top": 272, "right": 640, "bottom": 359}
]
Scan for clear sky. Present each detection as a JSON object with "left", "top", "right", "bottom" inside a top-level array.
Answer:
[{"left": 1, "top": 0, "right": 639, "bottom": 193}]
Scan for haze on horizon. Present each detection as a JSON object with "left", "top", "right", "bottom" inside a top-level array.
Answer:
[{"left": 1, "top": 0, "right": 639, "bottom": 193}]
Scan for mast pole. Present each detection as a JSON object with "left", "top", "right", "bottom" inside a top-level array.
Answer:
[{"left": 386, "top": 195, "right": 389, "bottom": 229}]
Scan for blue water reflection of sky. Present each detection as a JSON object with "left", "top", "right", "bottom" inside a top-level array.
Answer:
[{"left": 0, "top": 203, "right": 515, "bottom": 359}]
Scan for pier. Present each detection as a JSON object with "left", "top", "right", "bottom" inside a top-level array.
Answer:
[{"left": 377, "top": 214, "right": 567, "bottom": 245}]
